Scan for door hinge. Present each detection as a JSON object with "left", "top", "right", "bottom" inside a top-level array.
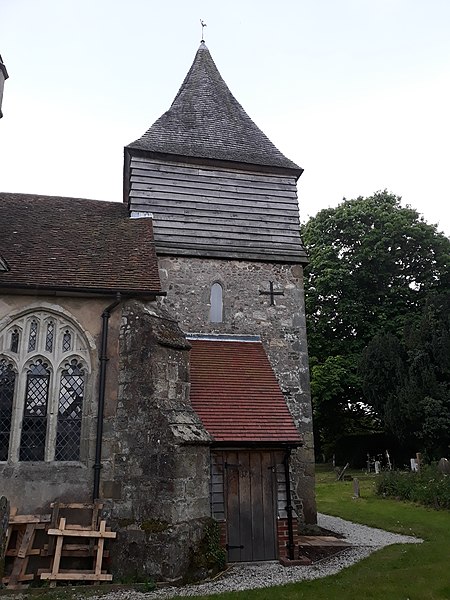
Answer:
[{"left": 226, "top": 544, "right": 244, "bottom": 550}]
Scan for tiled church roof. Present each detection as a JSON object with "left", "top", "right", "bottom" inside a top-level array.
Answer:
[
  {"left": 128, "top": 43, "right": 301, "bottom": 173},
  {"left": 189, "top": 338, "right": 301, "bottom": 444},
  {"left": 0, "top": 193, "right": 161, "bottom": 294}
]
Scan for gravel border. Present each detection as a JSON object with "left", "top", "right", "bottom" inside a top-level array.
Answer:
[{"left": 85, "top": 514, "right": 422, "bottom": 600}]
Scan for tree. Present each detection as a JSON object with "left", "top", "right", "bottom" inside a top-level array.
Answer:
[
  {"left": 361, "top": 294, "right": 450, "bottom": 458},
  {"left": 302, "top": 191, "right": 450, "bottom": 458}
]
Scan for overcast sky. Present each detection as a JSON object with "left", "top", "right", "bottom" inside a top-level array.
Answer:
[{"left": 1, "top": 0, "right": 449, "bottom": 235}]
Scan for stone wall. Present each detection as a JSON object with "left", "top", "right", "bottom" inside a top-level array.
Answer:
[
  {"left": 158, "top": 256, "right": 317, "bottom": 523},
  {"left": 106, "top": 300, "right": 213, "bottom": 581}
]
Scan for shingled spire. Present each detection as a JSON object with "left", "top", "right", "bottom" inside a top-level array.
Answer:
[{"left": 128, "top": 42, "right": 301, "bottom": 173}]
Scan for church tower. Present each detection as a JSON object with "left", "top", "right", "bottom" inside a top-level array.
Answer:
[{"left": 124, "top": 42, "right": 316, "bottom": 561}]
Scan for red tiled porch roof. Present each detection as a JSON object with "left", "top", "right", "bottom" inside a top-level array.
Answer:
[{"left": 189, "top": 338, "right": 301, "bottom": 444}]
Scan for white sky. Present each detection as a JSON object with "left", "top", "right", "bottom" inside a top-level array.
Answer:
[{"left": 1, "top": 0, "right": 450, "bottom": 235}]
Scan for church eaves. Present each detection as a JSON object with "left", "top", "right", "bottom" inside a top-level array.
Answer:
[{"left": 128, "top": 43, "right": 302, "bottom": 174}]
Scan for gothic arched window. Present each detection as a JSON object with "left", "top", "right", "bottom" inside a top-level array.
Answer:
[
  {"left": 0, "top": 359, "right": 16, "bottom": 461},
  {"left": 20, "top": 359, "right": 50, "bottom": 461},
  {"left": 55, "top": 359, "right": 85, "bottom": 461},
  {"left": 0, "top": 310, "right": 91, "bottom": 463},
  {"left": 209, "top": 283, "right": 223, "bottom": 323}
]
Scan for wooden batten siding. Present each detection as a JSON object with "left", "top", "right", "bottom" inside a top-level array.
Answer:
[
  {"left": 128, "top": 156, "right": 308, "bottom": 263},
  {"left": 211, "top": 454, "right": 225, "bottom": 521}
]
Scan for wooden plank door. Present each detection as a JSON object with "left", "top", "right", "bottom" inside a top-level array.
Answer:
[{"left": 224, "top": 450, "right": 278, "bottom": 562}]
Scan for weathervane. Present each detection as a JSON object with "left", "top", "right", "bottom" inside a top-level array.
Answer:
[{"left": 200, "top": 19, "right": 207, "bottom": 42}]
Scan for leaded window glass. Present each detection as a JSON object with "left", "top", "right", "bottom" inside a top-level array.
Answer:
[
  {"left": 10, "top": 329, "right": 19, "bottom": 353},
  {"left": 0, "top": 359, "right": 15, "bottom": 461},
  {"left": 19, "top": 360, "right": 50, "bottom": 461},
  {"left": 0, "top": 311, "right": 90, "bottom": 463},
  {"left": 45, "top": 321, "right": 54, "bottom": 352},
  {"left": 28, "top": 320, "right": 38, "bottom": 352},
  {"left": 55, "top": 360, "right": 84, "bottom": 461},
  {"left": 62, "top": 330, "right": 71, "bottom": 352}
]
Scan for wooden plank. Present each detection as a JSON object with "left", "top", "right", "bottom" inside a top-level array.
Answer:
[
  {"left": 130, "top": 168, "right": 295, "bottom": 192},
  {"left": 251, "top": 452, "right": 265, "bottom": 561},
  {"left": 129, "top": 190, "right": 299, "bottom": 210},
  {"left": 51, "top": 518, "right": 65, "bottom": 578},
  {"left": 40, "top": 572, "right": 112, "bottom": 581},
  {"left": 298, "top": 536, "right": 350, "bottom": 547},
  {"left": 153, "top": 226, "right": 301, "bottom": 246},
  {"left": 155, "top": 244, "right": 307, "bottom": 262},
  {"left": 129, "top": 184, "right": 297, "bottom": 204},
  {"left": 225, "top": 450, "right": 242, "bottom": 563},
  {"left": 130, "top": 198, "right": 300, "bottom": 220},
  {"left": 132, "top": 205, "right": 300, "bottom": 227},
  {"left": 9, "top": 514, "right": 51, "bottom": 524},
  {"left": 261, "top": 451, "right": 277, "bottom": 560},
  {"left": 50, "top": 502, "right": 103, "bottom": 510},
  {"left": 47, "top": 528, "right": 116, "bottom": 539},
  {"left": 130, "top": 157, "right": 296, "bottom": 185},
  {"left": 8, "top": 524, "right": 35, "bottom": 586},
  {"left": 94, "top": 522, "right": 106, "bottom": 575},
  {"left": 153, "top": 217, "right": 301, "bottom": 237},
  {"left": 17, "top": 524, "right": 35, "bottom": 559},
  {"left": 46, "top": 503, "right": 60, "bottom": 557},
  {"left": 129, "top": 176, "right": 298, "bottom": 199},
  {"left": 6, "top": 548, "right": 40, "bottom": 557},
  {"left": 154, "top": 236, "right": 305, "bottom": 254},
  {"left": 2, "top": 573, "right": 34, "bottom": 583}
]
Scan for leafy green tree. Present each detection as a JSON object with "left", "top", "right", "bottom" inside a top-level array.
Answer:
[{"left": 303, "top": 191, "right": 450, "bottom": 458}]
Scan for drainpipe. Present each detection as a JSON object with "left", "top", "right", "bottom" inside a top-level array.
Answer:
[
  {"left": 283, "top": 447, "right": 295, "bottom": 560},
  {"left": 93, "top": 294, "right": 121, "bottom": 501}
]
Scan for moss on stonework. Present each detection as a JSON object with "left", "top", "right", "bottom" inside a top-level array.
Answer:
[
  {"left": 187, "top": 518, "right": 226, "bottom": 582},
  {"left": 140, "top": 519, "right": 169, "bottom": 533},
  {"left": 117, "top": 518, "right": 169, "bottom": 533},
  {"left": 117, "top": 518, "right": 136, "bottom": 529}
]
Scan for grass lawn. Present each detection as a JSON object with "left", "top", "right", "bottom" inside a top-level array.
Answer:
[{"left": 176, "top": 466, "right": 450, "bottom": 600}]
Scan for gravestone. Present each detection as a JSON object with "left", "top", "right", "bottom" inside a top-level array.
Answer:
[
  {"left": 437, "top": 458, "right": 450, "bottom": 475},
  {"left": 352, "top": 477, "right": 360, "bottom": 498}
]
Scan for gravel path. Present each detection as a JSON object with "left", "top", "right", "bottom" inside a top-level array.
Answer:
[{"left": 87, "top": 514, "right": 422, "bottom": 600}]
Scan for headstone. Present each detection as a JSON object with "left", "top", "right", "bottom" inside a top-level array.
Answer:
[
  {"left": 385, "top": 450, "right": 392, "bottom": 471},
  {"left": 352, "top": 477, "right": 360, "bottom": 498},
  {"left": 437, "top": 458, "right": 450, "bottom": 475},
  {"left": 416, "top": 452, "right": 422, "bottom": 471},
  {"left": 410, "top": 458, "right": 419, "bottom": 472},
  {"left": 337, "top": 462, "right": 349, "bottom": 481},
  {"left": 374, "top": 460, "right": 381, "bottom": 474}
]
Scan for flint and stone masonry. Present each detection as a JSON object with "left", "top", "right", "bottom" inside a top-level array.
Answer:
[
  {"left": 104, "top": 300, "right": 214, "bottom": 581},
  {"left": 158, "top": 257, "right": 316, "bottom": 523}
]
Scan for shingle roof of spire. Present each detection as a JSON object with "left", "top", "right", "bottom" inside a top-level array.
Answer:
[{"left": 128, "top": 43, "right": 301, "bottom": 172}]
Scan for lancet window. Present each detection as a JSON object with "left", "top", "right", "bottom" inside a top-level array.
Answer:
[{"left": 209, "top": 282, "right": 224, "bottom": 323}]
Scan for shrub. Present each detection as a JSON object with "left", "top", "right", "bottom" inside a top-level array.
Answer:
[{"left": 376, "top": 466, "right": 450, "bottom": 510}]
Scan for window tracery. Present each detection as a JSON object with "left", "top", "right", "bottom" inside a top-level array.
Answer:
[{"left": 0, "top": 310, "right": 91, "bottom": 463}]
